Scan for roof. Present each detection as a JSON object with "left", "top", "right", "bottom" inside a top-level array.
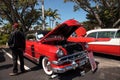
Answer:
[{"left": 87, "top": 28, "right": 120, "bottom": 34}]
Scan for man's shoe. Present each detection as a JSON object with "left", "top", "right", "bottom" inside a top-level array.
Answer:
[{"left": 9, "top": 72, "right": 18, "bottom": 76}]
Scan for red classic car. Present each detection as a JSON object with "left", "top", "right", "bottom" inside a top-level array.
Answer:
[
  {"left": 73, "top": 27, "right": 120, "bottom": 57},
  {"left": 86, "top": 29, "right": 120, "bottom": 56},
  {"left": 25, "top": 19, "right": 98, "bottom": 76}
]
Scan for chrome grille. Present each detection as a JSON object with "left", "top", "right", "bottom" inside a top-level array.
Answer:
[{"left": 58, "top": 50, "right": 88, "bottom": 64}]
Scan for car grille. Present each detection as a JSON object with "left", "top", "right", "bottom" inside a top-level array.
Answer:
[{"left": 57, "top": 50, "right": 88, "bottom": 64}]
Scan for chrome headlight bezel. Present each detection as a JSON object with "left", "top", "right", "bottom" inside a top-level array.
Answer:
[
  {"left": 85, "top": 43, "right": 89, "bottom": 48},
  {"left": 56, "top": 48, "right": 64, "bottom": 58}
]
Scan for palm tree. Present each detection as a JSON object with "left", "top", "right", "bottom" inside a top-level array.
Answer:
[
  {"left": 46, "top": 8, "right": 52, "bottom": 28},
  {"left": 46, "top": 8, "right": 61, "bottom": 28}
]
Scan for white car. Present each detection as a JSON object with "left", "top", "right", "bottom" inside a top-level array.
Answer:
[{"left": 86, "top": 28, "right": 120, "bottom": 56}]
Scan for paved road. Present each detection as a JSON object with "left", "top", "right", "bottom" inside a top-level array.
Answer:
[{"left": 0, "top": 48, "right": 120, "bottom": 80}]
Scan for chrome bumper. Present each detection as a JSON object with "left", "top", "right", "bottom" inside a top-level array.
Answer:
[
  {"left": 52, "top": 58, "right": 88, "bottom": 73},
  {"left": 52, "top": 51, "right": 89, "bottom": 73}
]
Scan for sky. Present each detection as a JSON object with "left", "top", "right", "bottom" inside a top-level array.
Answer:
[
  {"left": 0, "top": 0, "right": 88, "bottom": 27},
  {"left": 42, "top": 0, "right": 87, "bottom": 23}
]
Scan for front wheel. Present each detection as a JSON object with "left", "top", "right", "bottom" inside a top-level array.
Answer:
[{"left": 42, "top": 57, "right": 53, "bottom": 75}]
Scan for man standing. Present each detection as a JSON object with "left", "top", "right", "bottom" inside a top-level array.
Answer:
[{"left": 8, "top": 23, "right": 26, "bottom": 76}]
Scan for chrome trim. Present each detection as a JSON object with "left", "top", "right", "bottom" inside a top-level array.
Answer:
[
  {"left": 52, "top": 58, "right": 88, "bottom": 73},
  {"left": 56, "top": 48, "right": 64, "bottom": 58},
  {"left": 52, "top": 50, "right": 88, "bottom": 65}
]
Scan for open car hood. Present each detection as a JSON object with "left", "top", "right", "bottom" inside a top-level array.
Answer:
[
  {"left": 75, "top": 27, "right": 87, "bottom": 37},
  {"left": 40, "top": 19, "right": 83, "bottom": 43}
]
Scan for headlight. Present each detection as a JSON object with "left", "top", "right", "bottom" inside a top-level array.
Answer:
[{"left": 56, "top": 48, "right": 64, "bottom": 58}]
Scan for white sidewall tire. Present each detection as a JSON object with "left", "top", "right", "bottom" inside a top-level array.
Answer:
[{"left": 42, "top": 57, "right": 53, "bottom": 75}]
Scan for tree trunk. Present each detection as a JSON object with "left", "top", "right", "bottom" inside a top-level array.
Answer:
[
  {"left": 94, "top": 12, "right": 104, "bottom": 28},
  {"left": 113, "top": 19, "right": 120, "bottom": 28}
]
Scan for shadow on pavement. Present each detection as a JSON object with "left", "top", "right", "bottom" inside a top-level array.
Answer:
[
  {"left": 49, "top": 66, "right": 120, "bottom": 80},
  {"left": 0, "top": 48, "right": 13, "bottom": 70},
  {"left": 0, "top": 64, "right": 13, "bottom": 70},
  {"left": 24, "top": 57, "right": 42, "bottom": 71},
  {"left": 57, "top": 69, "right": 81, "bottom": 80},
  {"left": 30, "top": 65, "right": 42, "bottom": 71},
  {"left": 0, "top": 48, "right": 6, "bottom": 63},
  {"left": 79, "top": 67, "right": 120, "bottom": 80},
  {"left": 94, "top": 52, "right": 120, "bottom": 60}
]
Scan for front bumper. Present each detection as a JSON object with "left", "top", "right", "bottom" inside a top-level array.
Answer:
[
  {"left": 52, "top": 58, "right": 89, "bottom": 73},
  {"left": 52, "top": 51, "right": 90, "bottom": 73}
]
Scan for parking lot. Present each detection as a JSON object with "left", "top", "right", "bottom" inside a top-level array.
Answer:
[{"left": 0, "top": 48, "right": 120, "bottom": 80}]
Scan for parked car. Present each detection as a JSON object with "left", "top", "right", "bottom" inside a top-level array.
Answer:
[
  {"left": 25, "top": 19, "right": 98, "bottom": 76},
  {"left": 86, "top": 28, "right": 120, "bottom": 56}
]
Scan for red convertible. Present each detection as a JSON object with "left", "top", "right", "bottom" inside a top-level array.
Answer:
[{"left": 25, "top": 19, "right": 98, "bottom": 76}]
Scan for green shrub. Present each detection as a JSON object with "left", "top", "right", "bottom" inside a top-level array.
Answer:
[{"left": 0, "top": 34, "right": 9, "bottom": 45}]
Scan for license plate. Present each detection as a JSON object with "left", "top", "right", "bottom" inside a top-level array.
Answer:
[{"left": 88, "top": 51, "right": 97, "bottom": 71}]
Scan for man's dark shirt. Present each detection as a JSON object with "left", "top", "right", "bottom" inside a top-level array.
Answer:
[{"left": 8, "top": 29, "right": 25, "bottom": 50}]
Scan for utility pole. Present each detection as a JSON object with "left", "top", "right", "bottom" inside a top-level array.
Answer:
[{"left": 41, "top": 0, "right": 45, "bottom": 30}]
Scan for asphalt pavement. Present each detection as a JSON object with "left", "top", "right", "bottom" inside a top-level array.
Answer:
[{"left": 0, "top": 48, "right": 120, "bottom": 80}]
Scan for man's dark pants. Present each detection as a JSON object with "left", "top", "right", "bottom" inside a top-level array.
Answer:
[{"left": 11, "top": 48, "right": 25, "bottom": 73}]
